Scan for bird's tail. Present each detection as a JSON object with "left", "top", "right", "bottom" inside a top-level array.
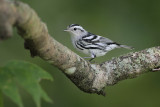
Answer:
[{"left": 119, "top": 45, "right": 134, "bottom": 50}]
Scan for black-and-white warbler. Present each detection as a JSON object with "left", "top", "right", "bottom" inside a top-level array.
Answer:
[{"left": 64, "top": 24, "right": 133, "bottom": 61}]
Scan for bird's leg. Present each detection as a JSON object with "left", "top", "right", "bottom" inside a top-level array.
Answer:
[
  {"left": 89, "top": 53, "right": 96, "bottom": 62},
  {"left": 89, "top": 58, "right": 94, "bottom": 62},
  {"left": 83, "top": 53, "right": 96, "bottom": 62},
  {"left": 83, "top": 57, "right": 94, "bottom": 62},
  {"left": 83, "top": 56, "right": 95, "bottom": 62}
]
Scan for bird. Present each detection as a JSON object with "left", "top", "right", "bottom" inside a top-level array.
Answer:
[{"left": 64, "top": 24, "right": 133, "bottom": 61}]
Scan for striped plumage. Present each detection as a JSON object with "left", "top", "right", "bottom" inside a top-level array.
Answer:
[{"left": 64, "top": 24, "right": 133, "bottom": 61}]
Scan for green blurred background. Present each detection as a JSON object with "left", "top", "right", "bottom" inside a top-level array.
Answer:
[{"left": 1, "top": 0, "right": 160, "bottom": 107}]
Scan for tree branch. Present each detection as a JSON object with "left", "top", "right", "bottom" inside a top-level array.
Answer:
[{"left": 0, "top": 0, "right": 160, "bottom": 96}]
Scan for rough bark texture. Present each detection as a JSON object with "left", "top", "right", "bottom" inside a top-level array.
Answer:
[{"left": 0, "top": 0, "right": 160, "bottom": 96}]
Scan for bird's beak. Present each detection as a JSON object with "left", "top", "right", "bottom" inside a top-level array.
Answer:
[{"left": 64, "top": 29, "right": 69, "bottom": 32}]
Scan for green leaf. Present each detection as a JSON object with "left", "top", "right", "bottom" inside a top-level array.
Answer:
[
  {"left": 0, "top": 67, "right": 23, "bottom": 107},
  {"left": 0, "top": 60, "right": 53, "bottom": 107}
]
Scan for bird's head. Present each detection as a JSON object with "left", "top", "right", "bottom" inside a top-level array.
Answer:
[{"left": 64, "top": 24, "right": 87, "bottom": 37}]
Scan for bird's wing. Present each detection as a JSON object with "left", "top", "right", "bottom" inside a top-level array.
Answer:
[
  {"left": 76, "top": 33, "right": 105, "bottom": 50},
  {"left": 82, "top": 33, "right": 133, "bottom": 50},
  {"left": 97, "top": 36, "right": 120, "bottom": 45},
  {"left": 81, "top": 32, "right": 98, "bottom": 43},
  {"left": 76, "top": 39, "right": 105, "bottom": 50},
  {"left": 82, "top": 33, "right": 119, "bottom": 46}
]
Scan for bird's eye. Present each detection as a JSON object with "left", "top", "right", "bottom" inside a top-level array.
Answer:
[{"left": 74, "top": 28, "right": 77, "bottom": 31}]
